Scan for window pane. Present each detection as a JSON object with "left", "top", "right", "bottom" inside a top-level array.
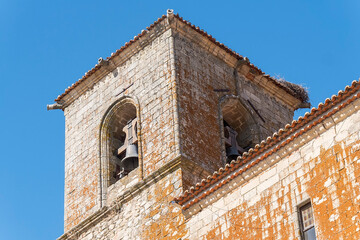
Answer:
[
  {"left": 304, "top": 227, "right": 316, "bottom": 240},
  {"left": 302, "top": 205, "right": 314, "bottom": 230}
]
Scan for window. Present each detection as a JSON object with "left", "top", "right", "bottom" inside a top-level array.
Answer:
[{"left": 299, "top": 202, "right": 316, "bottom": 240}]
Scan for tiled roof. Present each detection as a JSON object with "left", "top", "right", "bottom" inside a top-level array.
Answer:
[
  {"left": 55, "top": 13, "right": 307, "bottom": 103},
  {"left": 174, "top": 79, "right": 360, "bottom": 209}
]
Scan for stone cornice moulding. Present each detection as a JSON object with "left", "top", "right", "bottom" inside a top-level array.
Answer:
[{"left": 58, "top": 207, "right": 109, "bottom": 240}]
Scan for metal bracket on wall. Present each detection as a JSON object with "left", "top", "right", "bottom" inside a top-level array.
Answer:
[
  {"left": 213, "top": 89, "right": 230, "bottom": 93},
  {"left": 116, "top": 83, "right": 134, "bottom": 97}
]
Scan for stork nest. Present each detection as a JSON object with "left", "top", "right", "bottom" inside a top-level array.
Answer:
[{"left": 276, "top": 78, "right": 309, "bottom": 103}]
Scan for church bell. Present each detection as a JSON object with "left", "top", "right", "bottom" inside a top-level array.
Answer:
[
  {"left": 117, "top": 118, "right": 139, "bottom": 178},
  {"left": 121, "top": 144, "right": 139, "bottom": 172},
  {"left": 224, "top": 124, "right": 243, "bottom": 163},
  {"left": 226, "top": 145, "right": 240, "bottom": 161}
]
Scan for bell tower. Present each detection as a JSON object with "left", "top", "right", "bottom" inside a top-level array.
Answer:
[{"left": 51, "top": 10, "right": 309, "bottom": 238}]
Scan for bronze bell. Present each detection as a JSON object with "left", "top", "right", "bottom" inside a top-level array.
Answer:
[
  {"left": 121, "top": 144, "right": 139, "bottom": 173},
  {"left": 226, "top": 145, "right": 240, "bottom": 161},
  {"left": 224, "top": 125, "right": 243, "bottom": 163},
  {"left": 117, "top": 118, "right": 139, "bottom": 178}
]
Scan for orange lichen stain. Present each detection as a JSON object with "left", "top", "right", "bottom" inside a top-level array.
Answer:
[
  {"left": 65, "top": 208, "right": 82, "bottom": 231},
  {"left": 204, "top": 224, "right": 221, "bottom": 240},
  {"left": 141, "top": 176, "right": 188, "bottom": 240},
  {"left": 85, "top": 200, "right": 95, "bottom": 211},
  {"left": 141, "top": 204, "right": 188, "bottom": 240},
  {"left": 304, "top": 139, "right": 360, "bottom": 239},
  {"left": 65, "top": 173, "right": 98, "bottom": 230},
  {"left": 201, "top": 138, "right": 360, "bottom": 239},
  {"left": 203, "top": 189, "right": 295, "bottom": 240}
]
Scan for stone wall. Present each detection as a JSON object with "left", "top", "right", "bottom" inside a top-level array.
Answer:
[
  {"left": 174, "top": 31, "right": 295, "bottom": 189},
  {"left": 63, "top": 27, "right": 178, "bottom": 231},
  {"left": 74, "top": 169, "right": 186, "bottom": 240},
  {"left": 59, "top": 14, "right": 311, "bottom": 238},
  {"left": 62, "top": 20, "right": 299, "bottom": 232},
  {"left": 61, "top": 88, "right": 360, "bottom": 239},
  {"left": 183, "top": 90, "right": 360, "bottom": 239}
]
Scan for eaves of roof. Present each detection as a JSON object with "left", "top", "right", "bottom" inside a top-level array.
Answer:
[
  {"left": 55, "top": 15, "right": 167, "bottom": 102},
  {"left": 54, "top": 12, "right": 307, "bottom": 104},
  {"left": 174, "top": 79, "right": 360, "bottom": 210}
]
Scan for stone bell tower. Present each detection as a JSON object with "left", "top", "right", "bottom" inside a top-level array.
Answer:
[{"left": 51, "top": 10, "right": 308, "bottom": 239}]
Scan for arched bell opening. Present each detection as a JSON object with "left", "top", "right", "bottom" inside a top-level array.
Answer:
[
  {"left": 108, "top": 102, "right": 138, "bottom": 184},
  {"left": 100, "top": 97, "right": 140, "bottom": 188},
  {"left": 220, "top": 97, "right": 261, "bottom": 164}
]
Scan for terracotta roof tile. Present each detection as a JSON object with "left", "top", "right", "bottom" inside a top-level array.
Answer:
[
  {"left": 174, "top": 79, "right": 360, "bottom": 209},
  {"left": 55, "top": 13, "right": 306, "bottom": 103}
]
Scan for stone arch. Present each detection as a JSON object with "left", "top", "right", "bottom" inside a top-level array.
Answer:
[
  {"left": 219, "top": 95, "right": 261, "bottom": 163},
  {"left": 99, "top": 96, "right": 142, "bottom": 206}
]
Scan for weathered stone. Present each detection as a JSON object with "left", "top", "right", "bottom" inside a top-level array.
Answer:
[{"left": 54, "top": 12, "right": 360, "bottom": 240}]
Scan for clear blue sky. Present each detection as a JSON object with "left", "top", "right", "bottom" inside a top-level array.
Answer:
[{"left": 0, "top": 1, "right": 359, "bottom": 239}]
